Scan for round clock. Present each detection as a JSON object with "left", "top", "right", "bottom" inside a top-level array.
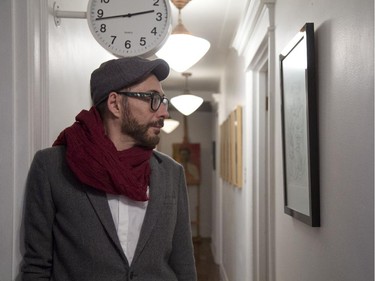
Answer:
[{"left": 87, "top": 0, "right": 172, "bottom": 58}]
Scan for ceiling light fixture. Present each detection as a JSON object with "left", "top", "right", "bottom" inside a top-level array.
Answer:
[
  {"left": 161, "top": 118, "right": 180, "bottom": 134},
  {"left": 171, "top": 72, "right": 203, "bottom": 116},
  {"left": 156, "top": 0, "right": 210, "bottom": 72}
]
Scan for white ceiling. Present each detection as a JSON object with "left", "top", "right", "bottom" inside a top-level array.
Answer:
[
  {"left": 56, "top": 0, "right": 247, "bottom": 102},
  {"left": 157, "top": 0, "right": 248, "bottom": 100}
]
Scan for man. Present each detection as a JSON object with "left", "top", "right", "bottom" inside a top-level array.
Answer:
[{"left": 21, "top": 57, "right": 197, "bottom": 280}]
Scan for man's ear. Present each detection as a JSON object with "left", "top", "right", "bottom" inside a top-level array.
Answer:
[{"left": 107, "top": 92, "right": 122, "bottom": 118}]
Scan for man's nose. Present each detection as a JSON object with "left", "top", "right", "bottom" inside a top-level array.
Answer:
[{"left": 158, "top": 103, "right": 169, "bottom": 118}]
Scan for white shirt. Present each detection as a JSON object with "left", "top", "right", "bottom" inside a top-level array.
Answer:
[{"left": 107, "top": 193, "right": 148, "bottom": 264}]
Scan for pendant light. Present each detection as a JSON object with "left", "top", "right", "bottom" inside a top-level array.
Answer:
[
  {"left": 161, "top": 118, "right": 180, "bottom": 134},
  {"left": 171, "top": 72, "right": 203, "bottom": 116},
  {"left": 156, "top": 0, "right": 210, "bottom": 72}
]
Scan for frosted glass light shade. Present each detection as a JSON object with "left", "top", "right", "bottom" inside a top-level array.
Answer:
[
  {"left": 171, "top": 94, "right": 204, "bottom": 116},
  {"left": 161, "top": 119, "right": 180, "bottom": 134},
  {"left": 156, "top": 34, "right": 210, "bottom": 72}
]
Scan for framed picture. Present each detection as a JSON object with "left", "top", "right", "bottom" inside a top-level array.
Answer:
[
  {"left": 279, "top": 23, "right": 320, "bottom": 227},
  {"left": 220, "top": 120, "right": 229, "bottom": 182},
  {"left": 232, "top": 106, "right": 243, "bottom": 187},
  {"left": 233, "top": 106, "right": 243, "bottom": 187},
  {"left": 219, "top": 106, "right": 243, "bottom": 187},
  {"left": 173, "top": 143, "right": 201, "bottom": 185}
]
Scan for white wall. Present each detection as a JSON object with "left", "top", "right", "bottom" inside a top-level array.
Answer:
[
  {"left": 48, "top": 0, "right": 115, "bottom": 143},
  {"left": 217, "top": 49, "right": 250, "bottom": 281},
  {"left": 273, "top": 0, "right": 373, "bottom": 280}
]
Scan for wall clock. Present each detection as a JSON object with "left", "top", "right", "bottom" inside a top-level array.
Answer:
[{"left": 86, "top": 0, "right": 172, "bottom": 58}]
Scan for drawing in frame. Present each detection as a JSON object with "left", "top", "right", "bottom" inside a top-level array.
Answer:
[{"left": 279, "top": 22, "right": 320, "bottom": 227}]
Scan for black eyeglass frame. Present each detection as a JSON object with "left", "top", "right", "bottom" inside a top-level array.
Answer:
[{"left": 115, "top": 91, "right": 169, "bottom": 112}]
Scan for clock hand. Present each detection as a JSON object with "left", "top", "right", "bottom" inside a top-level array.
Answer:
[{"left": 96, "top": 9, "right": 155, "bottom": 20}]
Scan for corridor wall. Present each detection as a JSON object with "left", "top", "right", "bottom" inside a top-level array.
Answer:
[{"left": 214, "top": 0, "right": 374, "bottom": 280}]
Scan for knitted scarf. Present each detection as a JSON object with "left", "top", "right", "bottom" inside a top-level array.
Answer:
[{"left": 53, "top": 107, "right": 153, "bottom": 201}]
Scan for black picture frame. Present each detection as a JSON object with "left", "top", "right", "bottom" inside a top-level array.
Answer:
[{"left": 279, "top": 23, "right": 320, "bottom": 227}]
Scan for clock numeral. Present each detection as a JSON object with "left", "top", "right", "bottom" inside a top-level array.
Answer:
[
  {"left": 156, "top": 12, "right": 162, "bottom": 21},
  {"left": 111, "top": 36, "right": 116, "bottom": 44},
  {"left": 153, "top": 0, "right": 160, "bottom": 6},
  {"left": 101, "top": 0, "right": 110, "bottom": 3},
  {"left": 100, "top": 24, "right": 106, "bottom": 33},
  {"left": 151, "top": 27, "right": 157, "bottom": 36},
  {"left": 140, "top": 37, "right": 146, "bottom": 46},
  {"left": 97, "top": 9, "right": 104, "bottom": 18},
  {"left": 125, "top": 40, "right": 131, "bottom": 49}
]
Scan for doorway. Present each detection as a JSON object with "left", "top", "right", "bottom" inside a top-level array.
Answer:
[{"left": 250, "top": 43, "right": 273, "bottom": 281}]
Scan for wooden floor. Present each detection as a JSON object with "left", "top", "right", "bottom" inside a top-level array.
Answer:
[{"left": 194, "top": 238, "right": 221, "bottom": 281}]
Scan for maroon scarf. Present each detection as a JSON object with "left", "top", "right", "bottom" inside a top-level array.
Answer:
[{"left": 53, "top": 107, "right": 153, "bottom": 201}]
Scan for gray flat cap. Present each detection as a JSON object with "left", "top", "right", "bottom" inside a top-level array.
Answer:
[{"left": 90, "top": 57, "right": 170, "bottom": 105}]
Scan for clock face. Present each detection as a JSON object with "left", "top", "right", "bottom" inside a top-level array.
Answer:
[{"left": 87, "top": 0, "right": 171, "bottom": 58}]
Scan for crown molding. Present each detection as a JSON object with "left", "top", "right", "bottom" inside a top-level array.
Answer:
[{"left": 232, "top": 0, "right": 275, "bottom": 70}]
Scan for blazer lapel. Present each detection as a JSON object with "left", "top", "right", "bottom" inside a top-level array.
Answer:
[
  {"left": 132, "top": 155, "right": 166, "bottom": 262},
  {"left": 85, "top": 187, "right": 128, "bottom": 262}
]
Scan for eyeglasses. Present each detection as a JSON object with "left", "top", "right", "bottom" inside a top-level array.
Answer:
[{"left": 115, "top": 91, "right": 169, "bottom": 112}]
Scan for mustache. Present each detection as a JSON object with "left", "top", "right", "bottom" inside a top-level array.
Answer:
[{"left": 149, "top": 119, "right": 164, "bottom": 128}]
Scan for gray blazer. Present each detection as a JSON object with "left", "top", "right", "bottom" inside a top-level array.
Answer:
[{"left": 21, "top": 146, "right": 197, "bottom": 281}]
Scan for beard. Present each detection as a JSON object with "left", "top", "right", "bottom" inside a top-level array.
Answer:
[{"left": 121, "top": 106, "right": 164, "bottom": 148}]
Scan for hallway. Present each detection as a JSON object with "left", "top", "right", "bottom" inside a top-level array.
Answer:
[{"left": 194, "top": 238, "right": 220, "bottom": 281}]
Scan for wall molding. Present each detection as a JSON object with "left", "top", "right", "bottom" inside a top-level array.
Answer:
[
  {"left": 28, "top": 0, "right": 50, "bottom": 155},
  {"left": 232, "top": 1, "right": 276, "bottom": 280},
  {"left": 10, "top": 0, "right": 50, "bottom": 278},
  {"left": 232, "top": 0, "right": 275, "bottom": 71}
]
